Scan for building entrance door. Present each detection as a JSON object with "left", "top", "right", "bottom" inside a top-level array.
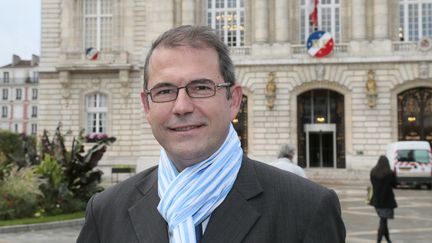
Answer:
[{"left": 305, "top": 124, "right": 336, "bottom": 168}]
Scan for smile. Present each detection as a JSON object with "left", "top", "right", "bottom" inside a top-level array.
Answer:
[{"left": 170, "top": 125, "right": 203, "bottom": 132}]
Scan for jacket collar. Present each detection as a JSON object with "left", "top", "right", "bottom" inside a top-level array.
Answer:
[{"left": 128, "top": 156, "right": 263, "bottom": 243}]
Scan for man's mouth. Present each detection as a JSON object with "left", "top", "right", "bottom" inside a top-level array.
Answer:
[{"left": 170, "top": 124, "right": 203, "bottom": 132}]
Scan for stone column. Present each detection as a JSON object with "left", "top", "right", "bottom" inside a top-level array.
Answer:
[
  {"left": 352, "top": 0, "right": 366, "bottom": 40},
  {"left": 182, "top": 0, "right": 195, "bottom": 25},
  {"left": 374, "top": 0, "right": 388, "bottom": 39},
  {"left": 275, "top": 0, "right": 289, "bottom": 42},
  {"left": 254, "top": 0, "right": 268, "bottom": 42}
]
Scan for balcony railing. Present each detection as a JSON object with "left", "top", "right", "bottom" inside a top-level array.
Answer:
[
  {"left": 229, "top": 47, "right": 251, "bottom": 56},
  {"left": 392, "top": 41, "right": 418, "bottom": 52},
  {"left": 292, "top": 43, "right": 348, "bottom": 55},
  {"left": 0, "top": 78, "right": 39, "bottom": 85},
  {"left": 58, "top": 51, "right": 129, "bottom": 67},
  {"left": 229, "top": 43, "right": 349, "bottom": 57}
]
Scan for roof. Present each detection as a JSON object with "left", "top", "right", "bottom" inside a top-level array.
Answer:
[{"left": 0, "top": 60, "right": 34, "bottom": 68}]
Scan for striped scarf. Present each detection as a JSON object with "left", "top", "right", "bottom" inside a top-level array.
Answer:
[{"left": 157, "top": 124, "right": 243, "bottom": 243}]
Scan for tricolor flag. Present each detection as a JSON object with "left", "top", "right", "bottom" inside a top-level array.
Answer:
[
  {"left": 308, "top": 0, "right": 319, "bottom": 27},
  {"left": 85, "top": 47, "right": 99, "bottom": 60},
  {"left": 307, "top": 31, "right": 334, "bottom": 58}
]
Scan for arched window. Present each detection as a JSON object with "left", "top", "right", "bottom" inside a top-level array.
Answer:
[
  {"left": 398, "top": 87, "right": 432, "bottom": 145},
  {"left": 300, "top": 0, "right": 341, "bottom": 44},
  {"left": 83, "top": 0, "right": 113, "bottom": 51},
  {"left": 86, "top": 92, "right": 108, "bottom": 134},
  {"left": 399, "top": 0, "right": 432, "bottom": 41},
  {"left": 207, "top": 0, "right": 245, "bottom": 47}
]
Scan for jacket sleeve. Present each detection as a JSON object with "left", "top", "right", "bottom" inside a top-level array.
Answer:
[
  {"left": 303, "top": 189, "right": 346, "bottom": 243},
  {"left": 76, "top": 195, "right": 101, "bottom": 243}
]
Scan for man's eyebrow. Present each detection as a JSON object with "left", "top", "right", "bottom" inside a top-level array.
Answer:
[
  {"left": 189, "top": 78, "right": 213, "bottom": 83},
  {"left": 150, "top": 82, "right": 176, "bottom": 88}
]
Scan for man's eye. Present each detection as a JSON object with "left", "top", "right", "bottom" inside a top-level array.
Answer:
[
  {"left": 154, "top": 88, "right": 176, "bottom": 96},
  {"left": 191, "top": 85, "right": 212, "bottom": 91}
]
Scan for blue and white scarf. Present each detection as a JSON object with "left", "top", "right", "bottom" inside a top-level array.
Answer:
[{"left": 157, "top": 124, "right": 243, "bottom": 243}]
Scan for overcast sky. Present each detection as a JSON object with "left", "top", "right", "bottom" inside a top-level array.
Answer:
[{"left": 0, "top": 0, "right": 40, "bottom": 67}]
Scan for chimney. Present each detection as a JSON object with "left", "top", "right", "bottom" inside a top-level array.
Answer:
[
  {"left": 12, "top": 54, "right": 21, "bottom": 66},
  {"left": 31, "top": 55, "right": 40, "bottom": 66}
]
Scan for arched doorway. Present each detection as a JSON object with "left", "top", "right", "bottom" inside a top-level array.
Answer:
[
  {"left": 297, "top": 89, "right": 345, "bottom": 168},
  {"left": 233, "top": 95, "right": 248, "bottom": 154},
  {"left": 398, "top": 87, "right": 432, "bottom": 145}
]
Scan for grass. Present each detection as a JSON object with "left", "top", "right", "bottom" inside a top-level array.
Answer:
[{"left": 0, "top": 211, "right": 85, "bottom": 227}]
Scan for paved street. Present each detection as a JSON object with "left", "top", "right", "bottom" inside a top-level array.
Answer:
[
  {"left": 333, "top": 184, "right": 432, "bottom": 243},
  {"left": 0, "top": 183, "right": 431, "bottom": 243}
]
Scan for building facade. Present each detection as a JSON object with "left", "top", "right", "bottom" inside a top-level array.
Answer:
[
  {"left": 39, "top": 0, "right": 432, "bottom": 171},
  {"left": 0, "top": 55, "right": 39, "bottom": 135}
]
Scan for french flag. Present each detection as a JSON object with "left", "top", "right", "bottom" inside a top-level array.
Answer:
[{"left": 308, "top": 0, "right": 319, "bottom": 27}]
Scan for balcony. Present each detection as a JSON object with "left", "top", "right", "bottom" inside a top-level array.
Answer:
[
  {"left": 0, "top": 78, "right": 39, "bottom": 86},
  {"left": 56, "top": 51, "right": 132, "bottom": 72},
  {"left": 393, "top": 41, "right": 417, "bottom": 52}
]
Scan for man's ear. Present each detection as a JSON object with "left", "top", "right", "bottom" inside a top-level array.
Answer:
[
  {"left": 140, "top": 91, "right": 150, "bottom": 114},
  {"left": 229, "top": 84, "right": 243, "bottom": 121}
]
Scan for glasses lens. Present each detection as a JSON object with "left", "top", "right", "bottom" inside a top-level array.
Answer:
[
  {"left": 187, "top": 80, "right": 216, "bottom": 98},
  {"left": 150, "top": 85, "right": 178, "bottom": 102}
]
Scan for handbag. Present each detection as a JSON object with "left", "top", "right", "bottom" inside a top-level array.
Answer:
[{"left": 365, "top": 185, "right": 373, "bottom": 205}]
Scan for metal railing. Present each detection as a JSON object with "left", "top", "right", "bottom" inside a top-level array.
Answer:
[
  {"left": 0, "top": 78, "right": 39, "bottom": 85},
  {"left": 392, "top": 41, "right": 418, "bottom": 52}
]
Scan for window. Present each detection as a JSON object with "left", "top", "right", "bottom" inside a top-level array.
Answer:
[
  {"left": 16, "top": 89, "right": 22, "bottom": 100},
  {"left": 3, "top": 72, "right": 9, "bottom": 83},
  {"left": 32, "top": 71, "right": 39, "bottom": 83},
  {"left": 83, "top": 0, "right": 113, "bottom": 51},
  {"left": 86, "top": 93, "right": 108, "bottom": 134},
  {"left": 2, "top": 89, "right": 7, "bottom": 100},
  {"left": 399, "top": 0, "right": 432, "bottom": 41},
  {"left": 207, "top": 0, "right": 245, "bottom": 47},
  {"left": 31, "top": 124, "right": 37, "bottom": 135},
  {"left": 14, "top": 105, "right": 23, "bottom": 119},
  {"left": 1, "top": 106, "right": 7, "bottom": 118},
  {"left": 32, "top": 89, "right": 38, "bottom": 100},
  {"left": 31, "top": 106, "right": 38, "bottom": 118},
  {"left": 14, "top": 123, "right": 19, "bottom": 133},
  {"left": 300, "top": 0, "right": 341, "bottom": 44}
]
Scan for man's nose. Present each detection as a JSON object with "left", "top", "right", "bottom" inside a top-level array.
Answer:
[{"left": 172, "top": 88, "right": 194, "bottom": 115}]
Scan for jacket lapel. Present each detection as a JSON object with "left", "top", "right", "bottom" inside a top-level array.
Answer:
[
  {"left": 203, "top": 157, "right": 263, "bottom": 243},
  {"left": 128, "top": 168, "right": 169, "bottom": 243}
]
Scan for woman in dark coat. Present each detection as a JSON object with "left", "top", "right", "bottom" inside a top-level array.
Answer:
[{"left": 370, "top": 155, "right": 398, "bottom": 243}]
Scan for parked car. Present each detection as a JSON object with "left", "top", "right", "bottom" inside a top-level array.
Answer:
[{"left": 385, "top": 141, "right": 432, "bottom": 189}]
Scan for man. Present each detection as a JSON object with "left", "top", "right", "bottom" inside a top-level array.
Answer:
[
  {"left": 77, "top": 25, "right": 345, "bottom": 243},
  {"left": 272, "top": 144, "right": 307, "bottom": 178}
]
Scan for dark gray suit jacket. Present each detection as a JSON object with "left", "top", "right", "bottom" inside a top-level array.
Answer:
[{"left": 77, "top": 157, "right": 345, "bottom": 242}]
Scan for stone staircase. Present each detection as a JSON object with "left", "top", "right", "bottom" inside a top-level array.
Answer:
[{"left": 304, "top": 169, "right": 370, "bottom": 186}]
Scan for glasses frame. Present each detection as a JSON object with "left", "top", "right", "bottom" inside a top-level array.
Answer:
[{"left": 145, "top": 80, "right": 232, "bottom": 103}]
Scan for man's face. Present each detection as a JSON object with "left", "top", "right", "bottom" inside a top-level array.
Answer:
[{"left": 141, "top": 45, "right": 242, "bottom": 171}]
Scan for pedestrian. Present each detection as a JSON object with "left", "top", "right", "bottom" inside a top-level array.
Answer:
[
  {"left": 271, "top": 144, "right": 307, "bottom": 178},
  {"left": 370, "top": 155, "right": 398, "bottom": 243},
  {"left": 77, "top": 25, "right": 345, "bottom": 243}
]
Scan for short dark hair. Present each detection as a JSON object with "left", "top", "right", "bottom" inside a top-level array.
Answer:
[
  {"left": 143, "top": 25, "right": 235, "bottom": 98},
  {"left": 278, "top": 144, "right": 295, "bottom": 160}
]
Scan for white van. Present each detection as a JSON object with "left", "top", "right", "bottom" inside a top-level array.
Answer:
[{"left": 386, "top": 141, "right": 432, "bottom": 188}]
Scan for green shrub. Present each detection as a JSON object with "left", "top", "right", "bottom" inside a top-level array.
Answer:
[
  {"left": 35, "top": 155, "right": 73, "bottom": 214},
  {"left": 0, "top": 167, "right": 44, "bottom": 220}
]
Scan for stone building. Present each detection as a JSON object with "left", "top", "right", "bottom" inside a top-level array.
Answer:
[
  {"left": 39, "top": 0, "right": 432, "bottom": 173},
  {"left": 0, "top": 55, "right": 39, "bottom": 134}
]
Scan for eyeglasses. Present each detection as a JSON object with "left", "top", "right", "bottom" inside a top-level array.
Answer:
[{"left": 145, "top": 79, "right": 232, "bottom": 103}]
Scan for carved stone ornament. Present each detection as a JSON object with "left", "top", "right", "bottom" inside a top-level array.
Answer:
[
  {"left": 315, "top": 64, "right": 325, "bottom": 79},
  {"left": 419, "top": 62, "right": 429, "bottom": 79},
  {"left": 91, "top": 77, "right": 101, "bottom": 88},
  {"left": 265, "top": 72, "right": 277, "bottom": 110},
  {"left": 59, "top": 71, "right": 71, "bottom": 99},
  {"left": 365, "top": 70, "right": 377, "bottom": 108}
]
